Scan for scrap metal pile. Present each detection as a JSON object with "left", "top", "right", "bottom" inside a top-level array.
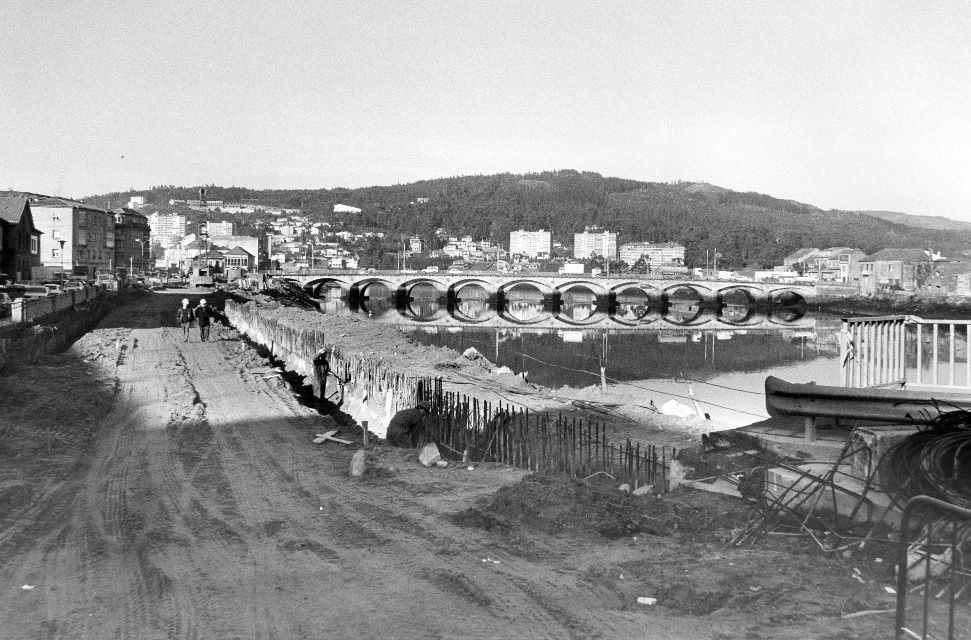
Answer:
[{"left": 881, "top": 410, "right": 971, "bottom": 511}]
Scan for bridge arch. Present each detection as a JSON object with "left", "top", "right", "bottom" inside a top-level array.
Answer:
[
  {"left": 715, "top": 284, "right": 767, "bottom": 307},
  {"left": 448, "top": 278, "right": 498, "bottom": 323},
  {"left": 351, "top": 278, "right": 398, "bottom": 301},
  {"left": 398, "top": 277, "right": 448, "bottom": 300},
  {"left": 499, "top": 278, "right": 556, "bottom": 298},
  {"left": 765, "top": 287, "right": 809, "bottom": 307},
  {"left": 303, "top": 277, "right": 353, "bottom": 298},
  {"left": 664, "top": 282, "right": 717, "bottom": 305}
]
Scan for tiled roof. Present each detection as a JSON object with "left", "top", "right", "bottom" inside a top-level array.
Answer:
[{"left": 0, "top": 197, "right": 28, "bottom": 225}]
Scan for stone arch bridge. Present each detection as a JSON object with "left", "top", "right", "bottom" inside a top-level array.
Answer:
[{"left": 279, "top": 270, "right": 815, "bottom": 308}]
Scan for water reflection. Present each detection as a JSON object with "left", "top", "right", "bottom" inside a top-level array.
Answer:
[{"left": 320, "top": 291, "right": 839, "bottom": 428}]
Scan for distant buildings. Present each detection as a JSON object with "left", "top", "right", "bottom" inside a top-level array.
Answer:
[
  {"left": 574, "top": 227, "right": 616, "bottom": 260},
  {"left": 205, "top": 220, "right": 235, "bottom": 237},
  {"left": 112, "top": 208, "right": 151, "bottom": 275},
  {"left": 858, "top": 248, "right": 931, "bottom": 294},
  {"left": 783, "top": 247, "right": 867, "bottom": 283},
  {"left": 509, "top": 229, "right": 551, "bottom": 259},
  {"left": 334, "top": 204, "right": 362, "bottom": 214},
  {"left": 618, "top": 242, "right": 685, "bottom": 267},
  {"left": 147, "top": 212, "right": 187, "bottom": 248}
]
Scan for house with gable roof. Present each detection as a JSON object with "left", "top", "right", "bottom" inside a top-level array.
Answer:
[{"left": 0, "top": 197, "right": 42, "bottom": 282}]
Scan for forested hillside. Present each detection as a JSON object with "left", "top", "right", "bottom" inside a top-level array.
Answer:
[{"left": 88, "top": 171, "right": 969, "bottom": 269}]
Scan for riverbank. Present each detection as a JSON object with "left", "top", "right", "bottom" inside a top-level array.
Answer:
[
  {"left": 234, "top": 292, "right": 710, "bottom": 450},
  {"left": 813, "top": 293, "right": 971, "bottom": 319}
]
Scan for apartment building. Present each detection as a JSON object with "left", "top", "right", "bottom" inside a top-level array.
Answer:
[
  {"left": 573, "top": 227, "right": 616, "bottom": 260},
  {"left": 618, "top": 241, "right": 685, "bottom": 266},
  {"left": 509, "top": 229, "right": 551, "bottom": 258},
  {"left": 30, "top": 196, "right": 115, "bottom": 277}
]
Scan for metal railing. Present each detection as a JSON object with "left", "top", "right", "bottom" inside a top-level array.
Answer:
[
  {"left": 841, "top": 316, "right": 971, "bottom": 391},
  {"left": 895, "top": 496, "right": 971, "bottom": 640}
]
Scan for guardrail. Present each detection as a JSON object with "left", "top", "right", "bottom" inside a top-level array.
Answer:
[
  {"left": 9, "top": 287, "right": 101, "bottom": 323},
  {"left": 895, "top": 496, "right": 971, "bottom": 640},
  {"left": 840, "top": 316, "right": 971, "bottom": 391}
]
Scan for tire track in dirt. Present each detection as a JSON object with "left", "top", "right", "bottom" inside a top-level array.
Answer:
[{"left": 174, "top": 327, "right": 654, "bottom": 639}]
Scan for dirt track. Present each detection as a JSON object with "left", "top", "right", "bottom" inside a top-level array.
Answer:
[{"left": 0, "top": 292, "right": 907, "bottom": 639}]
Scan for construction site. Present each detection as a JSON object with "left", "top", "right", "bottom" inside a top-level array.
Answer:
[{"left": 1, "top": 284, "right": 969, "bottom": 640}]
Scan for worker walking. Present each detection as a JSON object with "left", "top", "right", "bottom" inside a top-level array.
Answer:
[
  {"left": 194, "top": 298, "right": 214, "bottom": 342},
  {"left": 176, "top": 298, "right": 193, "bottom": 342},
  {"left": 385, "top": 401, "right": 431, "bottom": 448}
]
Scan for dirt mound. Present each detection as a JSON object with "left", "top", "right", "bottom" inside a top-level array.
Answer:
[{"left": 453, "top": 472, "right": 756, "bottom": 541}]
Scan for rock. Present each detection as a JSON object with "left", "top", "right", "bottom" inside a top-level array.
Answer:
[
  {"left": 349, "top": 449, "right": 366, "bottom": 477},
  {"left": 418, "top": 443, "right": 441, "bottom": 467},
  {"left": 636, "top": 597, "right": 657, "bottom": 606},
  {"left": 661, "top": 399, "right": 695, "bottom": 418},
  {"left": 492, "top": 366, "right": 513, "bottom": 375},
  {"left": 632, "top": 485, "right": 654, "bottom": 496},
  {"left": 618, "top": 483, "right": 631, "bottom": 493}
]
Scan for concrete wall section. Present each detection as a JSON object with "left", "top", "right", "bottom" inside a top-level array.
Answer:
[
  {"left": 224, "top": 300, "right": 423, "bottom": 438},
  {"left": 10, "top": 287, "right": 101, "bottom": 323}
]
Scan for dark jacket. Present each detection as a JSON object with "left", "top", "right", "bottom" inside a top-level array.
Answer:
[
  {"left": 176, "top": 306, "right": 193, "bottom": 324},
  {"left": 386, "top": 407, "right": 427, "bottom": 447},
  {"left": 194, "top": 305, "right": 215, "bottom": 326}
]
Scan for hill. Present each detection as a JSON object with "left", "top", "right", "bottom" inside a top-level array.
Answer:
[
  {"left": 853, "top": 210, "right": 971, "bottom": 232},
  {"left": 84, "top": 171, "right": 971, "bottom": 269}
]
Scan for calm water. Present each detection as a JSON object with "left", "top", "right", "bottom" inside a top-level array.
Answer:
[{"left": 318, "top": 287, "right": 847, "bottom": 427}]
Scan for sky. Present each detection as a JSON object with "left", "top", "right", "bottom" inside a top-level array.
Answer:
[{"left": 2, "top": 1, "right": 969, "bottom": 220}]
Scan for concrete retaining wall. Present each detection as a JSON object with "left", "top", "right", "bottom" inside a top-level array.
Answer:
[
  {"left": 224, "top": 300, "right": 424, "bottom": 437},
  {"left": 0, "top": 290, "right": 141, "bottom": 370},
  {"left": 10, "top": 286, "right": 101, "bottom": 323}
]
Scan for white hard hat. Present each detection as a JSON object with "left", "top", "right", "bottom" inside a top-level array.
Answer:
[
  {"left": 182, "top": 298, "right": 189, "bottom": 304},
  {"left": 200, "top": 298, "right": 207, "bottom": 304}
]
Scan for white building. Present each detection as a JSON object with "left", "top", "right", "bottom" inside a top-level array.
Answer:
[
  {"left": 618, "top": 241, "right": 685, "bottom": 266},
  {"left": 509, "top": 229, "right": 551, "bottom": 258},
  {"left": 334, "top": 204, "right": 362, "bottom": 214},
  {"left": 127, "top": 196, "right": 146, "bottom": 208},
  {"left": 205, "top": 220, "right": 235, "bottom": 236},
  {"left": 574, "top": 227, "right": 617, "bottom": 260},
  {"left": 147, "top": 212, "right": 187, "bottom": 247}
]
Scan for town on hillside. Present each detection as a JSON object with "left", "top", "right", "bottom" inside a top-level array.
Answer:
[{"left": 0, "top": 190, "right": 963, "bottom": 303}]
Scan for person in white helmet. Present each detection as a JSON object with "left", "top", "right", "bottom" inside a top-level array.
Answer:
[
  {"left": 193, "top": 298, "right": 215, "bottom": 342},
  {"left": 176, "top": 298, "right": 193, "bottom": 342}
]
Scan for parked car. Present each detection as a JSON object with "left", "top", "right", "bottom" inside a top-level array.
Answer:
[
  {"left": 44, "top": 284, "right": 63, "bottom": 295},
  {"left": 63, "top": 281, "right": 85, "bottom": 291},
  {"left": 22, "top": 285, "right": 51, "bottom": 298}
]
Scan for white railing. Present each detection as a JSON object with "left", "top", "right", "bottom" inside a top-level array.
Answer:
[{"left": 840, "top": 315, "right": 971, "bottom": 390}]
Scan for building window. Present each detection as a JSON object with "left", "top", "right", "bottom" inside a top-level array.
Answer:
[
  {"left": 53, "top": 248, "right": 61, "bottom": 258},
  {"left": 31, "top": 236, "right": 39, "bottom": 254}
]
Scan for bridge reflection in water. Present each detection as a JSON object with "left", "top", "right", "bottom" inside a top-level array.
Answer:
[
  {"left": 339, "top": 282, "right": 810, "bottom": 332},
  {"left": 318, "top": 288, "right": 841, "bottom": 425}
]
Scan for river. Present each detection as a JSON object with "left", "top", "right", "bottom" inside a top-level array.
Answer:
[{"left": 316, "top": 288, "right": 848, "bottom": 428}]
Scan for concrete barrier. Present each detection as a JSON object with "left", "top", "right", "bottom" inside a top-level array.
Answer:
[
  {"left": 10, "top": 287, "right": 101, "bottom": 323},
  {"left": 224, "top": 300, "right": 424, "bottom": 437}
]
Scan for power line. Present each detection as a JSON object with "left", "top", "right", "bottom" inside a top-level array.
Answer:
[{"left": 453, "top": 334, "right": 768, "bottom": 419}]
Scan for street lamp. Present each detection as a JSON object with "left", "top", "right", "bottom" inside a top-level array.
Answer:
[
  {"left": 58, "top": 240, "right": 66, "bottom": 284},
  {"left": 133, "top": 238, "right": 146, "bottom": 277}
]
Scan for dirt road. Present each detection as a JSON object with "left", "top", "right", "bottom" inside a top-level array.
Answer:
[{"left": 1, "top": 292, "right": 902, "bottom": 639}]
